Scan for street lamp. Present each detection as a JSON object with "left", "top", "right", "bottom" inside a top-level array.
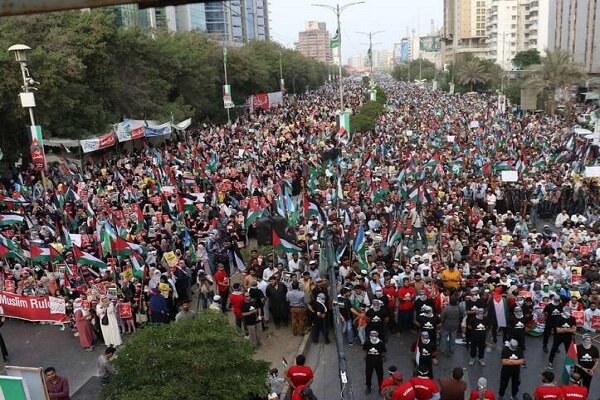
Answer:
[
  {"left": 8, "top": 44, "right": 47, "bottom": 190},
  {"left": 312, "top": 1, "right": 365, "bottom": 113},
  {"left": 357, "top": 30, "right": 384, "bottom": 73}
]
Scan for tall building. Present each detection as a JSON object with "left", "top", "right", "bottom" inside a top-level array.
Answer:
[
  {"left": 441, "top": 0, "right": 489, "bottom": 66},
  {"left": 549, "top": 0, "right": 600, "bottom": 74},
  {"left": 297, "top": 21, "right": 333, "bottom": 65},
  {"left": 110, "top": 1, "right": 268, "bottom": 45},
  {"left": 205, "top": 0, "right": 270, "bottom": 44}
]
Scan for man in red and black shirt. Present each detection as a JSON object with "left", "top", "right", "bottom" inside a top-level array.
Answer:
[
  {"left": 397, "top": 277, "right": 416, "bottom": 332},
  {"left": 286, "top": 354, "right": 314, "bottom": 391},
  {"left": 213, "top": 263, "right": 230, "bottom": 313}
]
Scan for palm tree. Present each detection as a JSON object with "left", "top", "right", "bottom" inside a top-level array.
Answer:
[
  {"left": 525, "top": 49, "right": 585, "bottom": 114},
  {"left": 456, "top": 59, "right": 489, "bottom": 91}
]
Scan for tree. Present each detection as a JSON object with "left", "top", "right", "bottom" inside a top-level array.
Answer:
[
  {"left": 392, "top": 59, "right": 437, "bottom": 81},
  {"left": 101, "top": 313, "right": 270, "bottom": 400},
  {"left": 525, "top": 49, "right": 585, "bottom": 114},
  {"left": 456, "top": 59, "right": 489, "bottom": 91},
  {"left": 512, "top": 49, "right": 541, "bottom": 70}
]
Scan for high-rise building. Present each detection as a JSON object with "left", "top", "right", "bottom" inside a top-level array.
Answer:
[
  {"left": 549, "top": 0, "right": 600, "bottom": 74},
  {"left": 441, "top": 0, "right": 489, "bottom": 66},
  {"left": 109, "top": 1, "right": 268, "bottom": 45},
  {"left": 297, "top": 21, "right": 333, "bottom": 65},
  {"left": 205, "top": 0, "right": 270, "bottom": 44}
]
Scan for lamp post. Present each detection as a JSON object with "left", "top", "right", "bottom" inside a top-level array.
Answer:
[
  {"left": 357, "top": 30, "right": 384, "bottom": 73},
  {"left": 312, "top": 1, "right": 365, "bottom": 113},
  {"left": 8, "top": 44, "right": 47, "bottom": 191}
]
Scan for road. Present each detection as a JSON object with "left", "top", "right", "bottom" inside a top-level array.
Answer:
[
  {"left": 2, "top": 318, "right": 104, "bottom": 394},
  {"left": 307, "top": 330, "right": 600, "bottom": 400}
]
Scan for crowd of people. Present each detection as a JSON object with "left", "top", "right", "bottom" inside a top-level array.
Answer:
[{"left": 0, "top": 73, "right": 599, "bottom": 399}]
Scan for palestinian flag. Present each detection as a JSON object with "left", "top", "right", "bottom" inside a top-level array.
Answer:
[
  {"left": 561, "top": 340, "right": 578, "bottom": 384},
  {"left": 73, "top": 245, "right": 107, "bottom": 270},
  {"left": 231, "top": 247, "right": 246, "bottom": 272},
  {"left": 408, "top": 186, "right": 419, "bottom": 202},
  {"left": 111, "top": 236, "right": 145, "bottom": 257},
  {"left": 65, "top": 187, "right": 80, "bottom": 202},
  {"left": 30, "top": 242, "right": 62, "bottom": 263},
  {"left": 0, "top": 214, "right": 24, "bottom": 226},
  {"left": 0, "top": 243, "right": 10, "bottom": 257},
  {"left": 272, "top": 229, "right": 302, "bottom": 253},
  {"left": 372, "top": 177, "right": 390, "bottom": 203},
  {"left": 61, "top": 225, "right": 72, "bottom": 249},
  {"left": 494, "top": 161, "right": 512, "bottom": 172},
  {"left": 177, "top": 192, "right": 198, "bottom": 213},
  {"left": 303, "top": 193, "right": 321, "bottom": 218},
  {"left": 532, "top": 156, "right": 546, "bottom": 169},
  {"left": 245, "top": 196, "right": 264, "bottom": 228},
  {"left": 386, "top": 221, "right": 403, "bottom": 247},
  {"left": 399, "top": 182, "right": 408, "bottom": 199}
]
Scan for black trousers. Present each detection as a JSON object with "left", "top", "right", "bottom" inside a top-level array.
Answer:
[
  {"left": 365, "top": 358, "right": 383, "bottom": 389},
  {"left": 312, "top": 317, "right": 329, "bottom": 343},
  {"left": 397, "top": 309, "right": 413, "bottom": 332},
  {"left": 0, "top": 333, "right": 7, "bottom": 359},
  {"left": 549, "top": 334, "right": 571, "bottom": 363},
  {"left": 470, "top": 337, "right": 485, "bottom": 359},
  {"left": 499, "top": 367, "right": 520, "bottom": 397},
  {"left": 542, "top": 325, "right": 555, "bottom": 348},
  {"left": 575, "top": 366, "right": 592, "bottom": 389},
  {"left": 219, "top": 289, "right": 229, "bottom": 313}
]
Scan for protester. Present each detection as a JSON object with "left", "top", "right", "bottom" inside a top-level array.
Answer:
[
  {"left": 175, "top": 300, "right": 195, "bottom": 321},
  {"left": 533, "top": 371, "right": 564, "bottom": 400},
  {"left": 575, "top": 333, "right": 599, "bottom": 390},
  {"left": 498, "top": 339, "right": 525, "bottom": 400},
  {"left": 468, "top": 377, "right": 496, "bottom": 400},
  {"left": 438, "top": 367, "right": 466, "bottom": 400},
  {"left": 285, "top": 355, "right": 314, "bottom": 391},
  {"left": 363, "top": 330, "right": 386, "bottom": 394},
  {"left": 72, "top": 298, "right": 96, "bottom": 351},
  {"left": 560, "top": 372, "right": 588, "bottom": 399},
  {"left": 241, "top": 290, "right": 262, "bottom": 346},
  {"left": 45, "top": 367, "right": 70, "bottom": 400},
  {"left": 97, "top": 346, "right": 116, "bottom": 384}
]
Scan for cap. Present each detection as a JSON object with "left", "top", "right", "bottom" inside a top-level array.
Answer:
[
  {"left": 317, "top": 293, "right": 326, "bottom": 301},
  {"left": 509, "top": 339, "right": 519, "bottom": 349},
  {"left": 213, "top": 295, "right": 221, "bottom": 302},
  {"left": 369, "top": 330, "right": 379, "bottom": 336},
  {"left": 477, "top": 377, "right": 488, "bottom": 389}
]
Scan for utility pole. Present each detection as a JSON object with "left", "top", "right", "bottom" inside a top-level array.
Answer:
[
  {"left": 223, "top": 46, "right": 231, "bottom": 124},
  {"left": 279, "top": 50, "right": 285, "bottom": 93},
  {"left": 313, "top": 1, "right": 365, "bottom": 113},
  {"left": 357, "top": 30, "right": 384, "bottom": 73}
]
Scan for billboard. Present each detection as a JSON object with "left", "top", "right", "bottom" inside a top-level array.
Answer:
[
  {"left": 419, "top": 36, "right": 441, "bottom": 52},
  {"left": 400, "top": 38, "right": 409, "bottom": 62}
]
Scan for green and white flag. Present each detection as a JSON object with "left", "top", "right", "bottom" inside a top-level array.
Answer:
[
  {"left": 330, "top": 29, "right": 340, "bottom": 48},
  {"left": 0, "top": 214, "right": 24, "bottom": 227}
]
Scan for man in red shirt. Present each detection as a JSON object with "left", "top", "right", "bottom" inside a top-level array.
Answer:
[
  {"left": 382, "top": 279, "right": 397, "bottom": 331},
  {"left": 409, "top": 368, "right": 440, "bottom": 400},
  {"left": 397, "top": 277, "right": 416, "bottom": 332},
  {"left": 286, "top": 354, "right": 314, "bottom": 391},
  {"left": 229, "top": 283, "right": 247, "bottom": 336},
  {"left": 560, "top": 372, "right": 588, "bottom": 400},
  {"left": 533, "top": 371, "right": 564, "bottom": 400},
  {"left": 380, "top": 365, "right": 399, "bottom": 395},
  {"left": 45, "top": 367, "right": 70, "bottom": 400},
  {"left": 392, "top": 375, "right": 415, "bottom": 400},
  {"left": 213, "top": 263, "right": 230, "bottom": 313},
  {"left": 468, "top": 377, "right": 495, "bottom": 400}
]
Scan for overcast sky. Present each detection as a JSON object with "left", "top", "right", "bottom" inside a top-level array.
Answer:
[{"left": 268, "top": 0, "right": 443, "bottom": 61}]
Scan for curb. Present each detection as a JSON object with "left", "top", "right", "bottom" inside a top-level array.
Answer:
[{"left": 281, "top": 331, "right": 312, "bottom": 399}]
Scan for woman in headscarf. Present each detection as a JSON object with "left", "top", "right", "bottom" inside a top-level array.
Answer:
[
  {"left": 96, "top": 295, "right": 122, "bottom": 347},
  {"left": 73, "top": 298, "right": 96, "bottom": 351}
]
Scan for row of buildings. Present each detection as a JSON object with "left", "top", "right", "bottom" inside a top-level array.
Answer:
[
  {"left": 442, "top": 0, "right": 600, "bottom": 73},
  {"left": 110, "top": 1, "right": 269, "bottom": 44}
]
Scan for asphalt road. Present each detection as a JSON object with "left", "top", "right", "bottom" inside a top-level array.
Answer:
[
  {"left": 307, "top": 330, "right": 600, "bottom": 400},
  {"left": 1, "top": 318, "right": 104, "bottom": 395}
]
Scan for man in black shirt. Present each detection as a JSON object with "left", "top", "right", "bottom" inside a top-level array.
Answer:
[
  {"left": 548, "top": 309, "right": 576, "bottom": 369},
  {"left": 240, "top": 291, "right": 262, "bottom": 346},
  {"left": 508, "top": 306, "right": 529, "bottom": 353},
  {"left": 363, "top": 330, "right": 386, "bottom": 395},
  {"left": 499, "top": 339, "right": 524, "bottom": 399},
  {"left": 542, "top": 296, "right": 563, "bottom": 353},
  {"left": 575, "top": 333, "right": 599, "bottom": 390},
  {"left": 366, "top": 299, "right": 389, "bottom": 342},
  {"left": 416, "top": 305, "right": 440, "bottom": 349},
  {"left": 468, "top": 308, "right": 488, "bottom": 366},
  {"left": 415, "top": 331, "right": 437, "bottom": 378}
]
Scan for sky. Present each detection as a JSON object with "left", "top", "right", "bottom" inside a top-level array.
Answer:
[{"left": 268, "top": 0, "right": 443, "bottom": 62}]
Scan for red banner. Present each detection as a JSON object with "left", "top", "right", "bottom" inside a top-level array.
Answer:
[
  {"left": 593, "top": 315, "right": 600, "bottom": 330},
  {"left": 0, "top": 291, "right": 67, "bottom": 323}
]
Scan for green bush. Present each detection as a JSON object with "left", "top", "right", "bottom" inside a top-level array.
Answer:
[
  {"left": 101, "top": 313, "right": 270, "bottom": 400},
  {"left": 350, "top": 86, "right": 387, "bottom": 133}
]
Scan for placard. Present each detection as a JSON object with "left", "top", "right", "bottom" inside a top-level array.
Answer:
[
  {"left": 584, "top": 166, "right": 600, "bottom": 178},
  {"left": 573, "top": 310, "right": 584, "bottom": 327},
  {"left": 6, "top": 367, "right": 50, "bottom": 400},
  {"left": 593, "top": 315, "right": 600, "bottom": 330},
  {"left": 501, "top": 171, "right": 519, "bottom": 182},
  {"left": 164, "top": 251, "right": 178, "bottom": 267},
  {"left": 118, "top": 303, "right": 133, "bottom": 319}
]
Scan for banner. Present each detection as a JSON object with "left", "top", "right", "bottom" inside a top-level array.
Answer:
[
  {"left": 223, "top": 84, "right": 234, "bottom": 109},
  {"left": 0, "top": 291, "right": 67, "bottom": 323},
  {"left": 419, "top": 35, "right": 441, "bottom": 52},
  {"left": 80, "top": 132, "right": 116, "bottom": 154},
  {"left": 116, "top": 122, "right": 144, "bottom": 142},
  {"left": 143, "top": 122, "right": 172, "bottom": 138},
  {"left": 29, "top": 125, "right": 47, "bottom": 172},
  {"left": 247, "top": 91, "right": 283, "bottom": 112}
]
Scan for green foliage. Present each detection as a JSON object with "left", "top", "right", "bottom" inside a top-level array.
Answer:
[
  {"left": 101, "top": 313, "right": 270, "bottom": 400},
  {"left": 350, "top": 87, "right": 387, "bottom": 133},
  {"left": 456, "top": 59, "right": 489, "bottom": 91},
  {"left": 392, "top": 59, "right": 437, "bottom": 81},
  {"left": 512, "top": 49, "right": 541, "bottom": 69},
  {"left": 0, "top": 10, "right": 328, "bottom": 166},
  {"left": 525, "top": 49, "right": 585, "bottom": 114}
]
